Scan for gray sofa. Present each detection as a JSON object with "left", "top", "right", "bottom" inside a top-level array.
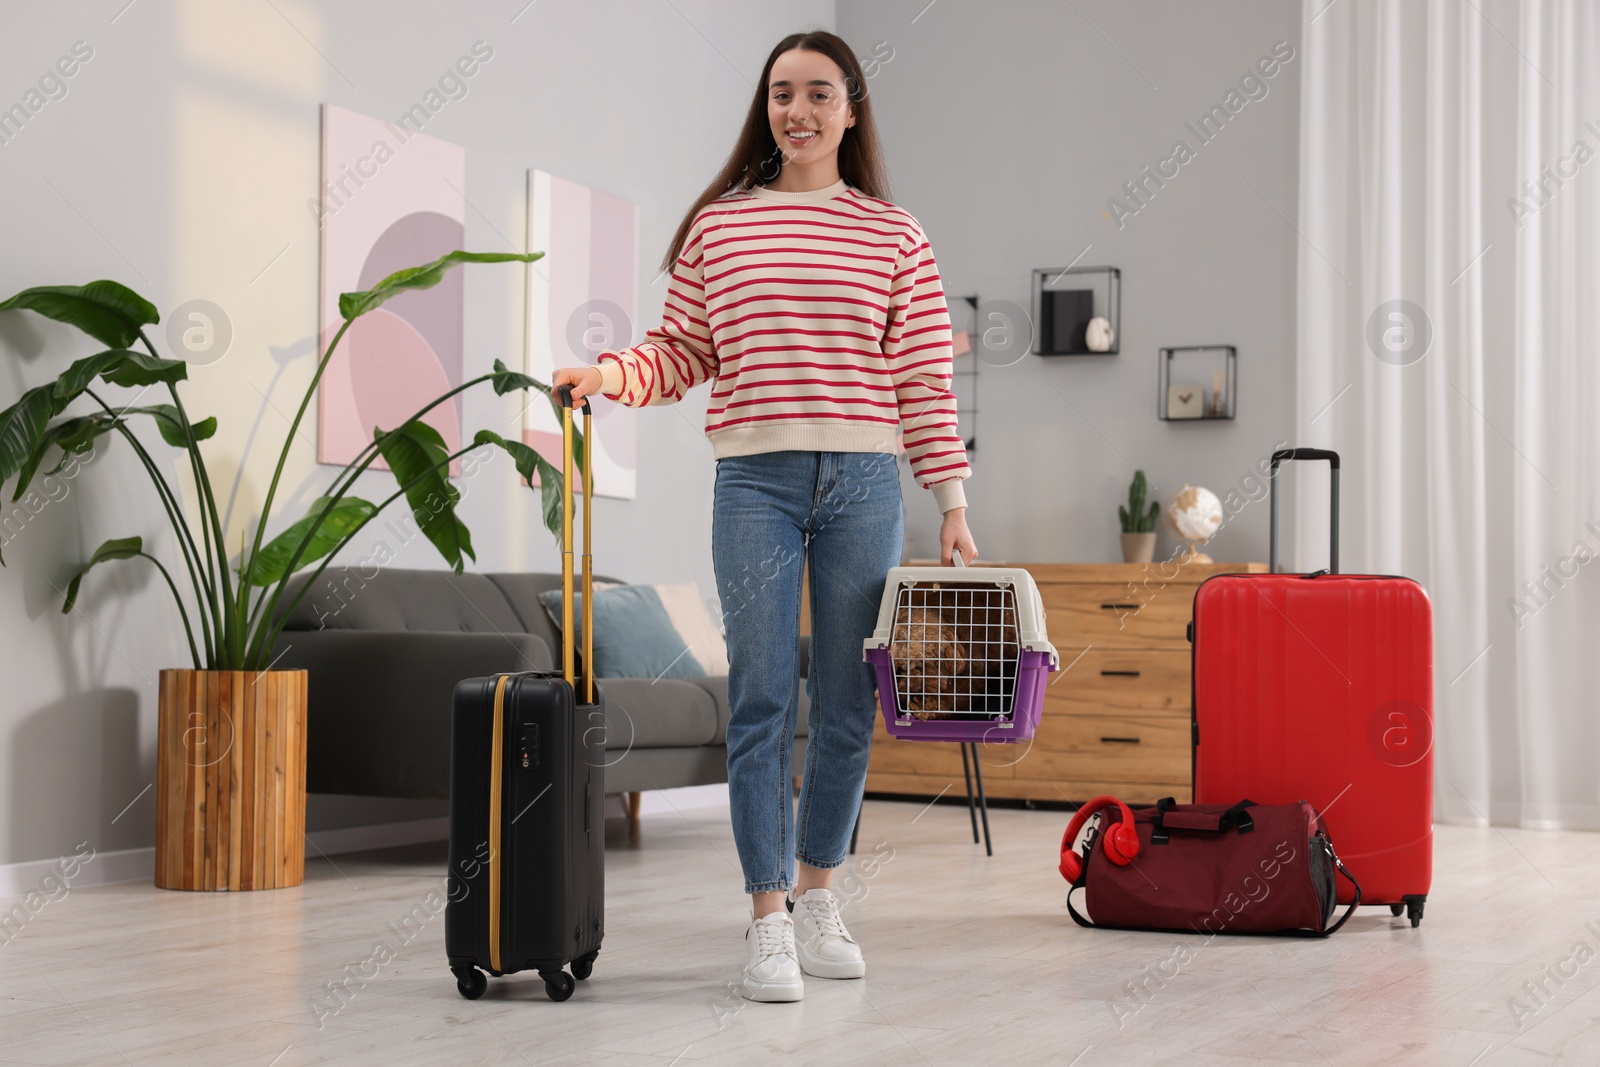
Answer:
[{"left": 269, "top": 567, "right": 810, "bottom": 803}]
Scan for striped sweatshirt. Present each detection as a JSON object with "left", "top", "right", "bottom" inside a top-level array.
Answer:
[{"left": 595, "top": 177, "right": 971, "bottom": 514}]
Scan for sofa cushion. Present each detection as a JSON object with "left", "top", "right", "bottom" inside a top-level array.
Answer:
[
  {"left": 538, "top": 585, "right": 707, "bottom": 680},
  {"left": 275, "top": 567, "right": 525, "bottom": 634},
  {"left": 651, "top": 582, "right": 730, "bottom": 676},
  {"left": 595, "top": 677, "right": 718, "bottom": 749},
  {"left": 484, "top": 572, "right": 627, "bottom": 669}
]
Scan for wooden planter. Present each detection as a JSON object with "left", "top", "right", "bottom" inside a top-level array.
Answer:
[{"left": 155, "top": 669, "right": 308, "bottom": 891}]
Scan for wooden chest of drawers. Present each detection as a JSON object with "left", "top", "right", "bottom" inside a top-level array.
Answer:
[{"left": 860, "top": 560, "right": 1267, "bottom": 806}]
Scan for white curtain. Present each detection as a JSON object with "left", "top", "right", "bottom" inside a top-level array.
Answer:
[{"left": 1296, "top": 0, "right": 1600, "bottom": 829}]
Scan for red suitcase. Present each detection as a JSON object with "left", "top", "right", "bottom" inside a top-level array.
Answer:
[{"left": 1191, "top": 448, "right": 1433, "bottom": 927}]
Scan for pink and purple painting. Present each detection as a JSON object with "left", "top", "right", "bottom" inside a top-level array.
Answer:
[
  {"left": 524, "top": 169, "right": 639, "bottom": 499},
  {"left": 317, "top": 103, "right": 465, "bottom": 475}
]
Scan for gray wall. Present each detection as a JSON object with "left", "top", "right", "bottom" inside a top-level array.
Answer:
[
  {"left": 838, "top": 0, "right": 1303, "bottom": 564},
  {"left": 0, "top": 0, "right": 1298, "bottom": 871}
]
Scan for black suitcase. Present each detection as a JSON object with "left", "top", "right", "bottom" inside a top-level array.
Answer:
[{"left": 445, "top": 385, "right": 605, "bottom": 1002}]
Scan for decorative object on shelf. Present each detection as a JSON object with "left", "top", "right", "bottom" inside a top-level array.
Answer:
[
  {"left": 1166, "top": 383, "right": 1205, "bottom": 419},
  {"left": 0, "top": 251, "right": 567, "bottom": 889},
  {"left": 1032, "top": 266, "right": 1120, "bottom": 355},
  {"left": 1118, "top": 469, "right": 1160, "bottom": 563},
  {"left": 1044, "top": 289, "right": 1093, "bottom": 352},
  {"left": 1085, "top": 315, "right": 1116, "bottom": 352},
  {"left": 1166, "top": 484, "right": 1224, "bottom": 564},
  {"left": 1159, "top": 345, "right": 1236, "bottom": 420}
]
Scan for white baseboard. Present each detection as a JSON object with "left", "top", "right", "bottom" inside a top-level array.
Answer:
[
  {"left": 0, "top": 817, "right": 453, "bottom": 898},
  {"left": 0, "top": 844, "right": 158, "bottom": 899},
  {"left": 0, "top": 790, "right": 730, "bottom": 898}
]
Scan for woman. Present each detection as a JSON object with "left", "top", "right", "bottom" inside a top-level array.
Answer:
[{"left": 553, "top": 29, "right": 976, "bottom": 1003}]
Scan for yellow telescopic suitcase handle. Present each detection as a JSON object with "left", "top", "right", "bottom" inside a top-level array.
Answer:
[{"left": 555, "top": 384, "right": 594, "bottom": 705}]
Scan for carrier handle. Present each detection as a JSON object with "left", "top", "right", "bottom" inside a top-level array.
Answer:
[
  {"left": 1268, "top": 448, "right": 1340, "bottom": 575},
  {"left": 951, "top": 547, "right": 965, "bottom": 568},
  {"left": 555, "top": 384, "right": 595, "bottom": 705}
]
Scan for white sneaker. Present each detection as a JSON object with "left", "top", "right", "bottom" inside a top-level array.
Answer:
[
  {"left": 740, "top": 911, "right": 804, "bottom": 1002},
  {"left": 786, "top": 888, "right": 866, "bottom": 979}
]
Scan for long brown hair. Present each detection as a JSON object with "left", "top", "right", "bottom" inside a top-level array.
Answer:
[{"left": 658, "top": 30, "right": 891, "bottom": 274}]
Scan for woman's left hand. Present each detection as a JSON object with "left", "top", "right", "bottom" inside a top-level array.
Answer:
[{"left": 940, "top": 507, "right": 978, "bottom": 565}]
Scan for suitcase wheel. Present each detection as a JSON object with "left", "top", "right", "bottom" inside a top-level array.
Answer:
[
  {"left": 572, "top": 950, "right": 598, "bottom": 981},
  {"left": 1389, "top": 896, "right": 1427, "bottom": 927},
  {"left": 542, "top": 970, "right": 576, "bottom": 1002},
  {"left": 453, "top": 966, "right": 487, "bottom": 1000}
]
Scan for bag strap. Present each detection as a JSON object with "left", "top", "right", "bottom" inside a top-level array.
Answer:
[
  {"left": 1065, "top": 885, "right": 1094, "bottom": 928},
  {"left": 1322, "top": 845, "right": 1363, "bottom": 935},
  {"left": 1270, "top": 836, "right": 1362, "bottom": 937},
  {"left": 1064, "top": 824, "right": 1098, "bottom": 929},
  {"left": 1150, "top": 797, "right": 1256, "bottom": 841},
  {"left": 1299, "top": 818, "right": 1360, "bottom": 935},
  {"left": 1222, "top": 798, "right": 1256, "bottom": 833},
  {"left": 1150, "top": 796, "right": 1174, "bottom": 843}
]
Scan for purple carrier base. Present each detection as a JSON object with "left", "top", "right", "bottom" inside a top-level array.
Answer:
[{"left": 865, "top": 647, "right": 1054, "bottom": 743}]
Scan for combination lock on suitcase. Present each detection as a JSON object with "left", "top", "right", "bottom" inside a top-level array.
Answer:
[{"left": 445, "top": 385, "right": 605, "bottom": 1001}]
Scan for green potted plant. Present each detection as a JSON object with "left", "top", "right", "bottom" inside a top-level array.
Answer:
[
  {"left": 0, "top": 249, "right": 584, "bottom": 891},
  {"left": 1118, "top": 469, "right": 1159, "bottom": 563}
]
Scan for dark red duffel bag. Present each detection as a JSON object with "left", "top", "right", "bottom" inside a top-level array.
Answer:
[{"left": 1058, "top": 796, "right": 1361, "bottom": 936}]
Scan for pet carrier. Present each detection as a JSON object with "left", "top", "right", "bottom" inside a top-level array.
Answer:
[{"left": 862, "top": 550, "right": 1059, "bottom": 743}]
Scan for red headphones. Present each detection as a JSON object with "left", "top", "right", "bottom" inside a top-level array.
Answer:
[{"left": 1058, "top": 795, "right": 1140, "bottom": 883}]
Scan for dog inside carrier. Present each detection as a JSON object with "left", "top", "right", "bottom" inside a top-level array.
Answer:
[
  {"left": 863, "top": 552, "right": 1059, "bottom": 744},
  {"left": 890, "top": 583, "right": 1020, "bottom": 720}
]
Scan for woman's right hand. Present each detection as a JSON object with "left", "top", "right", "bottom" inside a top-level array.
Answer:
[{"left": 552, "top": 364, "right": 605, "bottom": 402}]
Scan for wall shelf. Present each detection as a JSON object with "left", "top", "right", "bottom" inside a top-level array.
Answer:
[
  {"left": 1158, "top": 345, "right": 1236, "bottom": 421},
  {"left": 1031, "top": 266, "right": 1120, "bottom": 355}
]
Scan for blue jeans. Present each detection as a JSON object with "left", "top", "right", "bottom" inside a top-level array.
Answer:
[{"left": 712, "top": 450, "right": 905, "bottom": 894}]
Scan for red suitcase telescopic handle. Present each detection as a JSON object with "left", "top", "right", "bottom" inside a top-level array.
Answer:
[{"left": 1268, "top": 448, "right": 1339, "bottom": 575}]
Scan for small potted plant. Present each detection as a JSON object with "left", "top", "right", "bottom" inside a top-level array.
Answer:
[{"left": 1118, "top": 469, "right": 1159, "bottom": 563}]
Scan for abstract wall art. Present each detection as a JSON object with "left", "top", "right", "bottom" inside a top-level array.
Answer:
[
  {"left": 524, "top": 169, "right": 639, "bottom": 499},
  {"left": 317, "top": 103, "right": 466, "bottom": 475}
]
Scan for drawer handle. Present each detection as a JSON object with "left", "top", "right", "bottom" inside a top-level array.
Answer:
[
  {"left": 1100, "top": 603, "right": 1140, "bottom": 611},
  {"left": 1099, "top": 670, "right": 1142, "bottom": 678},
  {"left": 1100, "top": 736, "right": 1141, "bottom": 744}
]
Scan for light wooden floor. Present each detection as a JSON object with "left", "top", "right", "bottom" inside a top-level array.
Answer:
[{"left": 4, "top": 798, "right": 1600, "bottom": 1066}]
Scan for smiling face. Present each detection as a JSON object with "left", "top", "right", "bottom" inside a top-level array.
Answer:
[{"left": 766, "top": 48, "right": 856, "bottom": 179}]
